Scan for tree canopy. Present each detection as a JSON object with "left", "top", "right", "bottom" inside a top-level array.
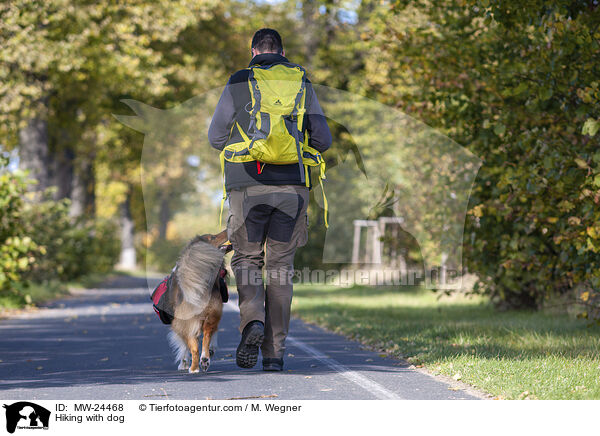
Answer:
[{"left": 1, "top": 0, "right": 599, "bottom": 315}]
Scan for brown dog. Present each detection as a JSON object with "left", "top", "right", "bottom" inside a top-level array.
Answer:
[{"left": 167, "top": 230, "right": 232, "bottom": 373}]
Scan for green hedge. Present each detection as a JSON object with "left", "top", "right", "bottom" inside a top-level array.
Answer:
[
  {"left": 0, "top": 156, "right": 38, "bottom": 301},
  {"left": 361, "top": 1, "right": 600, "bottom": 315},
  {"left": 0, "top": 156, "right": 120, "bottom": 305},
  {"left": 22, "top": 194, "right": 120, "bottom": 283}
]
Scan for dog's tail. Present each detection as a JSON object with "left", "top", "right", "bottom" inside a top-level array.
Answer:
[
  {"left": 167, "top": 331, "right": 188, "bottom": 364},
  {"left": 175, "top": 239, "right": 225, "bottom": 309}
]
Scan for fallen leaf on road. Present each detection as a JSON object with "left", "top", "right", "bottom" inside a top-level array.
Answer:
[
  {"left": 226, "top": 394, "right": 278, "bottom": 400},
  {"left": 224, "top": 354, "right": 232, "bottom": 358},
  {"left": 378, "top": 354, "right": 387, "bottom": 358},
  {"left": 310, "top": 364, "right": 317, "bottom": 368},
  {"left": 365, "top": 358, "right": 373, "bottom": 362},
  {"left": 100, "top": 357, "right": 109, "bottom": 362},
  {"left": 448, "top": 387, "right": 462, "bottom": 391},
  {"left": 453, "top": 373, "right": 462, "bottom": 381},
  {"left": 36, "top": 366, "right": 43, "bottom": 370},
  {"left": 287, "top": 353, "right": 295, "bottom": 357},
  {"left": 320, "top": 388, "right": 332, "bottom": 392},
  {"left": 305, "top": 376, "right": 312, "bottom": 379}
]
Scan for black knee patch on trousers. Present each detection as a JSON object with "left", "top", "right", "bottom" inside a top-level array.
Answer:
[{"left": 242, "top": 193, "right": 304, "bottom": 243}]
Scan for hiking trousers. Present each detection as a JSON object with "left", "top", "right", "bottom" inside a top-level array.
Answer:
[{"left": 227, "top": 184, "right": 309, "bottom": 360}]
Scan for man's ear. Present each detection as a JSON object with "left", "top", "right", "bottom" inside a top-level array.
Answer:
[{"left": 281, "top": 49, "right": 285, "bottom": 57}]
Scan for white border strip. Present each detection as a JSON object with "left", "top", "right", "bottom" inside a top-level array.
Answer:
[{"left": 225, "top": 300, "right": 403, "bottom": 400}]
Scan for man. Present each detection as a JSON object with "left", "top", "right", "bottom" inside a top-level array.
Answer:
[{"left": 208, "top": 28, "right": 331, "bottom": 371}]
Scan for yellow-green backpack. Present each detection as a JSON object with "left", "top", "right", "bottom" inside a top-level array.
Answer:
[{"left": 219, "top": 63, "right": 328, "bottom": 227}]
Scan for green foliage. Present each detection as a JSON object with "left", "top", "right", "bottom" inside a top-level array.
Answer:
[
  {"left": 0, "top": 155, "right": 119, "bottom": 307},
  {"left": 22, "top": 193, "right": 120, "bottom": 282},
  {"left": 145, "top": 238, "right": 185, "bottom": 274},
  {"left": 0, "top": 156, "right": 39, "bottom": 302},
  {"left": 4, "top": 0, "right": 598, "bottom": 314},
  {"left": 357, "top": 0, "right": 600, "bottom": 311}
]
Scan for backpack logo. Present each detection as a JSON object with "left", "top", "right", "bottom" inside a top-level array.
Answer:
[{"left": 273, "top": 99, "right": 282, "bottom": 105}]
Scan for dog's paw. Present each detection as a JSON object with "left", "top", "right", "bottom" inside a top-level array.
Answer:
[
  {"left": 188, "top": 366, "right": 200, "bottom": 374},
  {"left": 201, "top": 357, "right": 210, "bottom": 372},
  {"left": 178, "top": 359, "right": 190, "bottom": 371}
]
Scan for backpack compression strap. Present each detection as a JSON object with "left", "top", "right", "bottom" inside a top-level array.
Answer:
[
  {"left": 288, "top": 67, "right": 307, "bottom": 184},
  {"left": 247, "top": 68, "right": 269, "bottom": 149}
]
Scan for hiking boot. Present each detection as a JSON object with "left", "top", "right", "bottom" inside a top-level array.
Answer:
[
  {"left": 236, "top": 321, "right": 264, "bottom": 368},
  {"left": 262, "top": 357, "right": 284, "bottom": 371}
]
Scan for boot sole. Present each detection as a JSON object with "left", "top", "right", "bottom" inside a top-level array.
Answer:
[
  {"left": 236, "top": 325, "right": 264, "bottom": 368},
  {"left": 262, "top": 364, "right": 283, "bottom": 371}
]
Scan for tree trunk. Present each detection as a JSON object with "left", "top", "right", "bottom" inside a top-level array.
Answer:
[
  {"left": 117, "top": 186, "right": 136, "bottom": 270},
  {"left": 70, "top": 156, "right": 95, "bottom": 217},
  {"left": 18, "top": 117, "right": 51, "bottom": 193},
  {"left": 158, "top": 194, "right": 170, "bottom": 241},
  {"left": 302, "top": 0, "right": 320, "bottom": 69},
  {"left": 50, "top": 147, "right": 74, "bottom": 200}
]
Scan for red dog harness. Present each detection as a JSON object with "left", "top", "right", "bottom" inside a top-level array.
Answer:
[{"left": 150, "top": 268, "right": 229, "bottom": 324}]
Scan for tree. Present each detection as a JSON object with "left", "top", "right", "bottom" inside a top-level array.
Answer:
[{"left": 358, "top": 0, "right": 600, "bottom": 310}]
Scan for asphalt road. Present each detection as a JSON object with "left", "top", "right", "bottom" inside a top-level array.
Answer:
[{"left": 0, "top": 276, "right": 486, "bottom": 400}]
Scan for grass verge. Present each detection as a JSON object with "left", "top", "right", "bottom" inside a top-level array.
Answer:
[{"left": 291, "top": 284, "right": 600, "bottom": 400}]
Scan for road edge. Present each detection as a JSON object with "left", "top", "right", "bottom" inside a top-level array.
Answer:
[{"left": 290, "top": 314, "right": 494, "bottom": 400}]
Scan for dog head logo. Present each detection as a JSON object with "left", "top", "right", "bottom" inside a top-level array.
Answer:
[
  {"left": 3, "top": 402, "right": 50, "bottom": 434},
  {"left": 115, "top": 83, "right": 481, "bottom": 289}
]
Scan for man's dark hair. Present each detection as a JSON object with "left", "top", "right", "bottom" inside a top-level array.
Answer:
[{"left": 251, "top": 28, "right": 283, "bottom": 54}]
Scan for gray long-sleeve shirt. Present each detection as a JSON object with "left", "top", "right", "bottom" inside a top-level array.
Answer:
[{"left": 208, "top": 53, "right": 332, "bottom": 191}]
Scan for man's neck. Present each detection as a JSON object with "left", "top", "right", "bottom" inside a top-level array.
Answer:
[{"left": 249, "top": 52, "right": 288, "bottom": 67}]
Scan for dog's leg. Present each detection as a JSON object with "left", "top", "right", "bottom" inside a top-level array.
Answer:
[
  {"left": 209, "top": 331, "right": 218, "bottom": 357},
  {"left": 178, "top": 356, "right": 189, "bottom": 371},
  {"left": 201, "top": 318, "right": 220, "bottom": 372},
  {"left": 168, "top": 331, "right": 190, "bottom": 371},
  {"left": 186, "top": 336, "right": 200, "bottom": 373},
  {"left": 178, "top": 351, "right": 191, "bottom": 371}
]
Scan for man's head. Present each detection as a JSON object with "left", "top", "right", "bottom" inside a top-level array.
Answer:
[{"left": 251, "top": 28, "right": 284, "bottom": 58}]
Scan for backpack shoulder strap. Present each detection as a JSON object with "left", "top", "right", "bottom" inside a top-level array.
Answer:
[{"left": 246, "top": 66, "right": 267, "bottom": 146}]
